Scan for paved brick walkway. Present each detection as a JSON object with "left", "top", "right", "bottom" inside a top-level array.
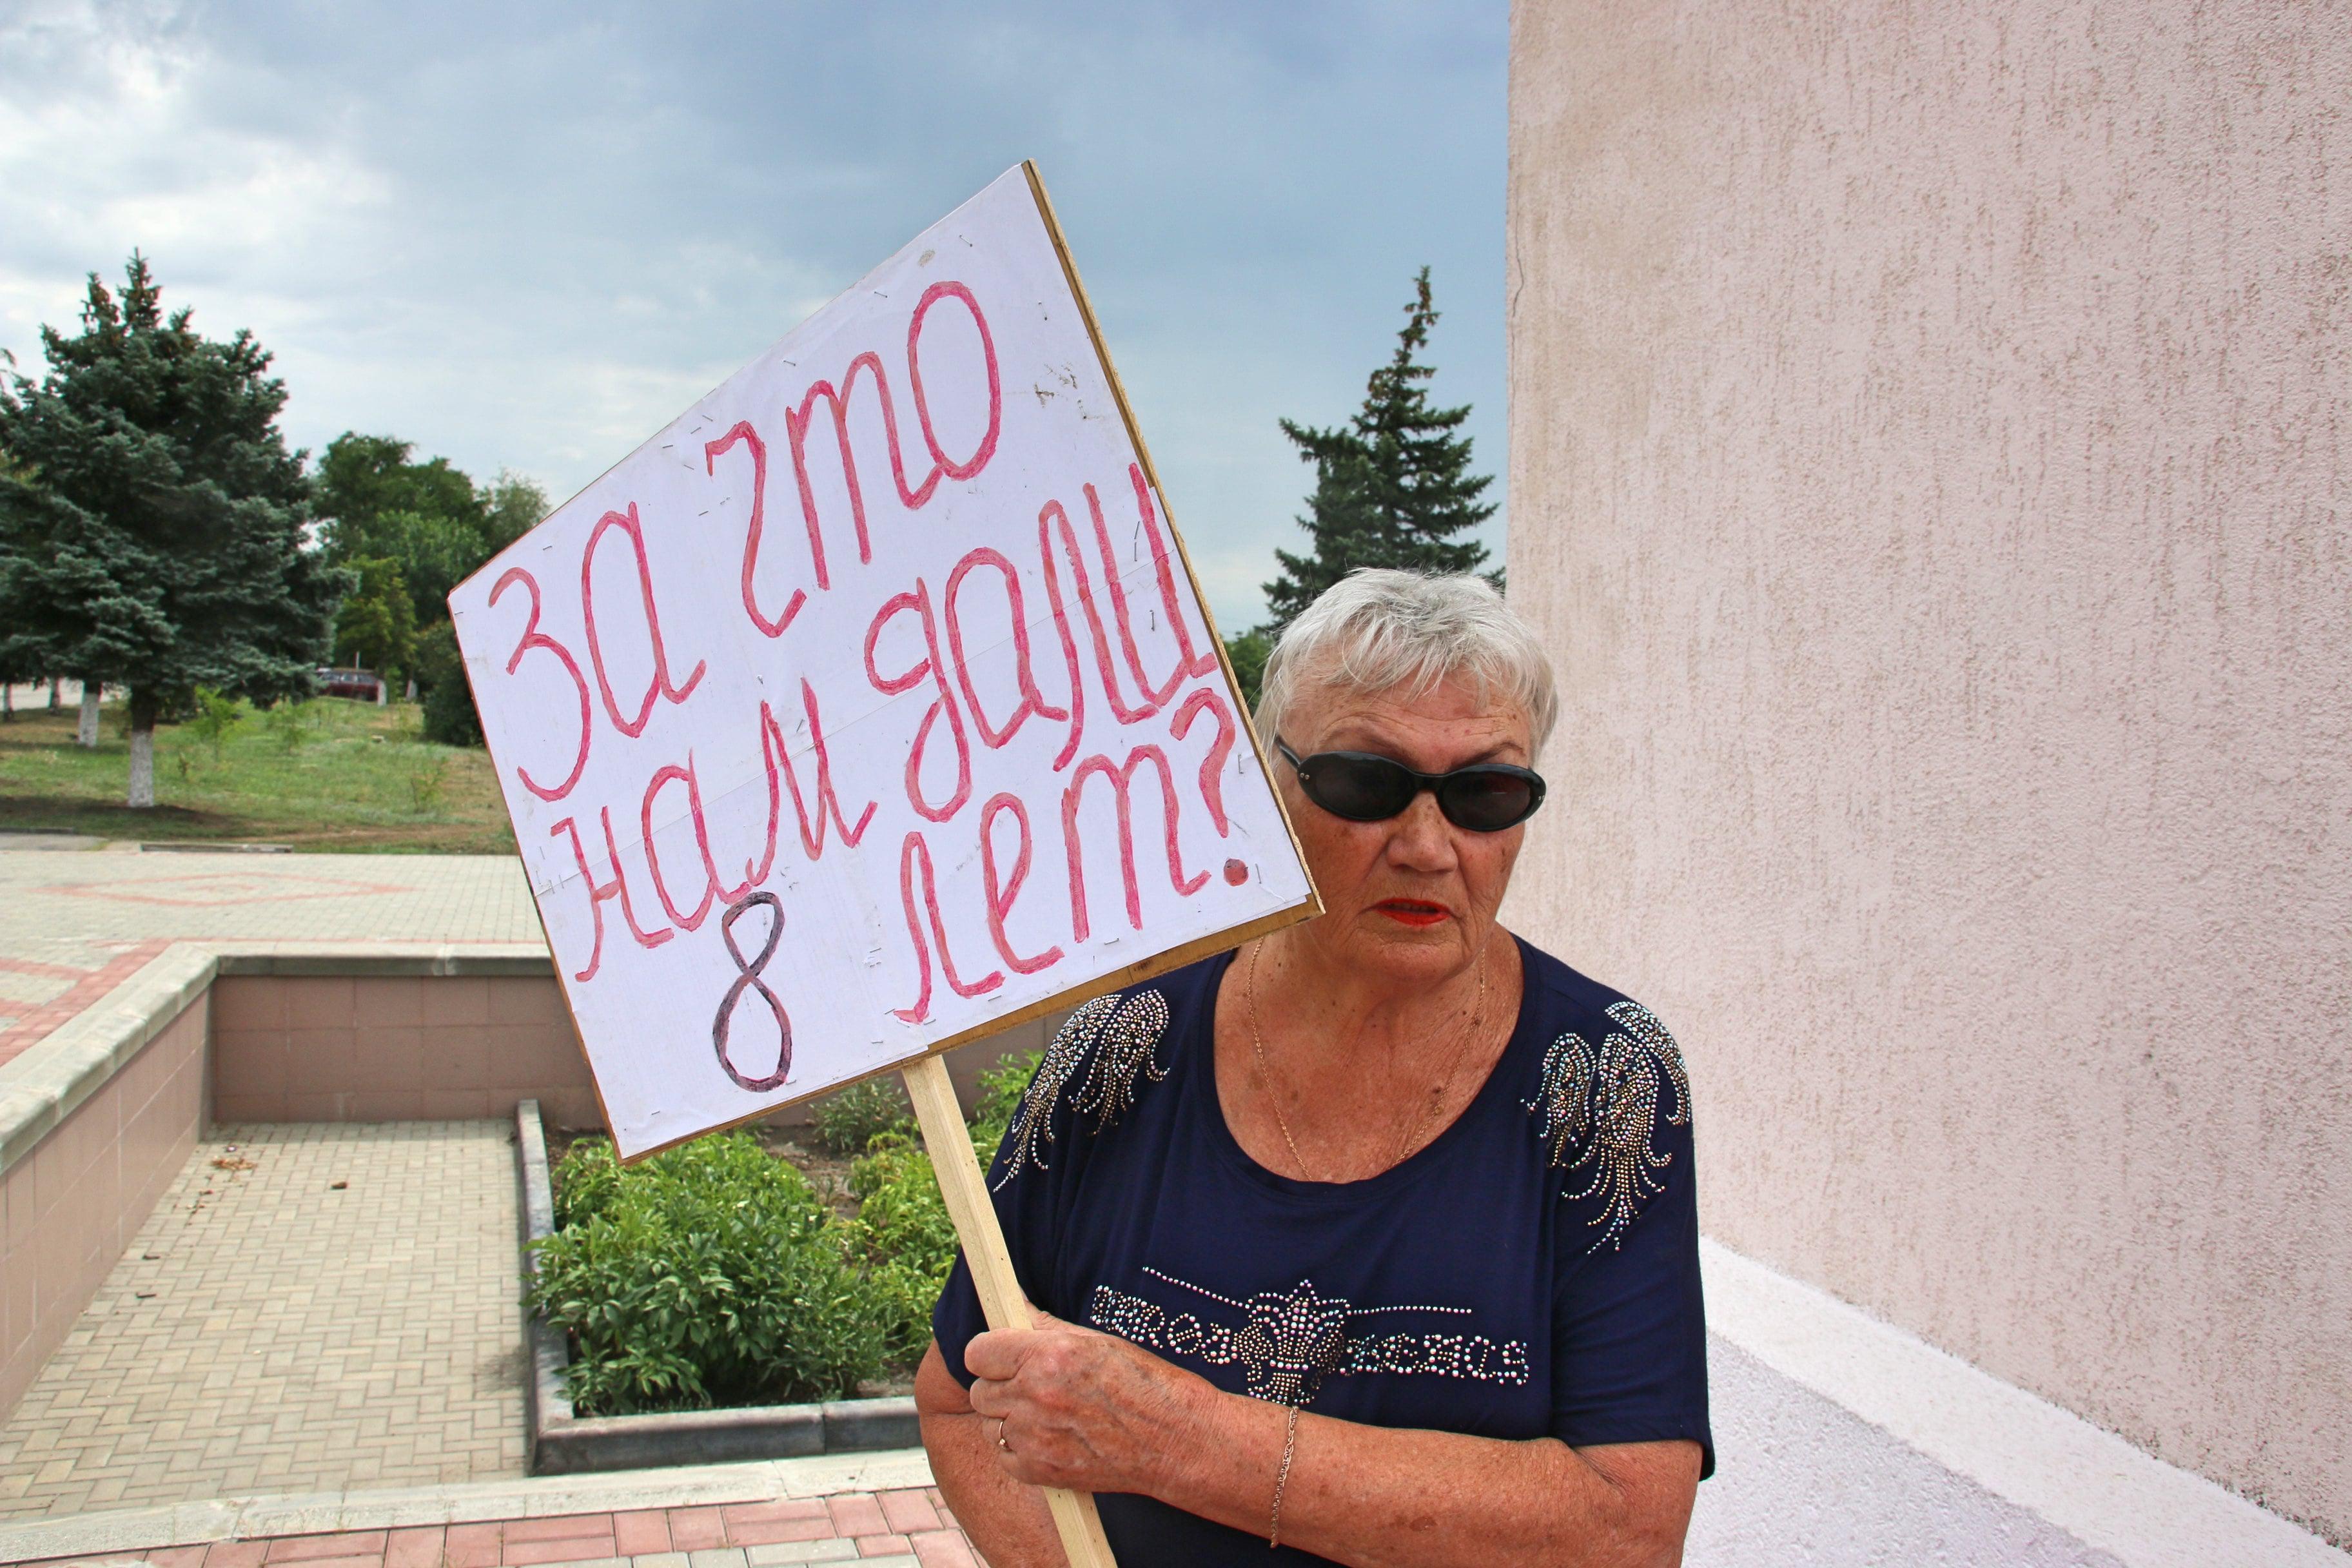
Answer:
[
  {"left": 0, "top": 1123, "right": 525, "bottom": 1517},
  {"left": 0, "top": 938, "right": 173, "bottom": 1070},
  {"left": 9, "top": 1488, "right": 984, "bottom": 1568},
  {"left": 0, "top": 850, "right": 536, "bottom": 1069},
  {"left": 0, "top": 850, "right": 996, "bottom": 1562}
]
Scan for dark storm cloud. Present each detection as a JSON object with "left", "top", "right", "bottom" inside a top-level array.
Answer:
[{"left": 0, "top": 0, "right": 1505, "bottom": 625}]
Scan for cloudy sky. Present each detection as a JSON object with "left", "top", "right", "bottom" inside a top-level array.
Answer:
[{"left": 0, "top": 0, "right": 1508, "bottom": 629}]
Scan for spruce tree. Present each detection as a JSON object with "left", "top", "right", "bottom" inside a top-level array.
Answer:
[
  {"left": 1262, "top": 267, "right": 1498, "bottom": 629},
  {"left": 0, "top": 255, "right": 346, "bottom": 806},
  {"left": 0, "top": 444, "right": 43, "bottom": 721}
]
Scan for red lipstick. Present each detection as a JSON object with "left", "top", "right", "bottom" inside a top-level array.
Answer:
[{"left": 1375, "top": 899, "right": 1450, "bottom": 927}]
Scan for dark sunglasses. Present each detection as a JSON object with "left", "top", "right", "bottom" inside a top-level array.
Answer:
[{"left": 1275, "top": 737, "right": 1546, "bottom": 833}]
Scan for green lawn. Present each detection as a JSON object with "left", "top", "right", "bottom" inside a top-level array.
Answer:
[{"left": 0, "top": 698, "right": 516, "bottom": 854}]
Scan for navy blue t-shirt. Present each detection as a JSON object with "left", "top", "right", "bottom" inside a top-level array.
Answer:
[{"left": 932, "top": 938, "right": 1710, "bottom": 1564}]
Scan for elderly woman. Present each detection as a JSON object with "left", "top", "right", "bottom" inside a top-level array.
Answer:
[{"left": 916, "top": 571, "right": 1710, "bottom": 1565}]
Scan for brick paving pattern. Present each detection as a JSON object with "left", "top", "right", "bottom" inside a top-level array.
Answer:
[
  {"left": 0, "top": 938, "right": 175, "bottom": 1070},
  {"left": 0, "top": 850, "right": 536, "bottom": 1066},
  {"left": 0, "top": 1122, "right": 525, "bottom": 1517},
  {"left": 11, "top": 1489, "right": 986, "bottom": 1568}
]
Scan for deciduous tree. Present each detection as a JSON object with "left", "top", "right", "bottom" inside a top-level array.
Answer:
[
  {"left": 334, "top": 555, "right": 416, "bottom": 691},
  {"left": 315, "top": 434, "right": 482, "bottom": 559},
  {"left": 315, "top": 437, "right": 545, "bottom": 628},
  {"left": 482, "top": 469, "right": 549, "bottom": 553}
]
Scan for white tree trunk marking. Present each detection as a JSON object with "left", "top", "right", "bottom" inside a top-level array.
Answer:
[{"left": 128, "top": 722, "right": 155, "bottom": 808}]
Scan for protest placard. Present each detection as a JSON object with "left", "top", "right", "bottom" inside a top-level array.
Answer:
[
  {"left": 451, "top": 159, "right": 1314, "bottom": 1153},
  {"left": 450, "top": 163, "right": 1318, "bottom": 1564}
]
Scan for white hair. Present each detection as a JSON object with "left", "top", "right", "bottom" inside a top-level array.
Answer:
[{"left": 1255, "top": 569, "right": 1558, "bottom": 761}]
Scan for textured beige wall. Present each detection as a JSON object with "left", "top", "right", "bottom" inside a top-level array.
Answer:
[
  {"left": 1505, "top": 0, "right": 2349, "bottom": 1539},
  {"left": 210, "top": 974, "right": 607, "bottom": 1128},
  {"left": 0, "top": 997, "right": 204, "bottom": 1420}
]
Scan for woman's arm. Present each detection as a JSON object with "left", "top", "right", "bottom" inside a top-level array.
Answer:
[
  {"left": 915, "top": 1341, "right": 1068, "bottom": 1567},
  {"left": 1239, "top": 1415, "right": 1698, "bottom": 1568},
  {"left": 956, "top": 1316, "right": 1700, "bottom": 1568}
]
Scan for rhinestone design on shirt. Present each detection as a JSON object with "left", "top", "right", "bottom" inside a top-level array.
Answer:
[
  {"left": 1525, "top": 1000, "right": 1692, "bottom": 1253},
  {"left": 1088, "top": 1267, "right": 1532, "bottom": 1409},
  {"left": 994, "top": 988, "right": 1172, "bottom": 1190}
]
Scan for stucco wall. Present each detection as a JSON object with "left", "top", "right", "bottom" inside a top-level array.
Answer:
[{"left": 1504, "top": 0, "right": 2349, "bottom": 1540}]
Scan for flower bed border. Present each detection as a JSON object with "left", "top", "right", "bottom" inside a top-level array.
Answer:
[{"left": 513, "top": 1099, "right": 920, "bottom": 1475}]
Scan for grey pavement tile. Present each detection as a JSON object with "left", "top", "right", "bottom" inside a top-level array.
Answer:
[
  {"left": 0, "top": 1121, "right": 525, "bottom": 1514},
  {"left": 0, "top": 853, "right": 540, "bottom": 1006},
  {"left": 745, "top": 1542, "right": 861, "bottom": 1565}
]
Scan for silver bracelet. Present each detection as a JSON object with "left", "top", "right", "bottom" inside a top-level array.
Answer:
[{"left": 1269, "top": 1404, "right": 1301, "bottom": 1549}]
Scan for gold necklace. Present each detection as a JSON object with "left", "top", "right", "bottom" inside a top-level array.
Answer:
[{"left": 1245, "top": 939, "right": 1489, "bottom": 1183}]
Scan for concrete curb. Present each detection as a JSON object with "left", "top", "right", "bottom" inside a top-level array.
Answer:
[
  {"left": 515, "top": 1102, "right": 922, "bottom": 1476},
  {"left": 215, "top": 942, "right": 555, "bottom": 977}
]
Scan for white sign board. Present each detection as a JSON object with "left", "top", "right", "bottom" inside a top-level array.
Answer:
[{"left": 451, "top": 164, "right": 1315, "bottom": 1159}]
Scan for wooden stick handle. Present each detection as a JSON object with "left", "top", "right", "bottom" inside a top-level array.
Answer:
[{"left": 902, "top": 1053, "right": 1119, "bottom": 1567}]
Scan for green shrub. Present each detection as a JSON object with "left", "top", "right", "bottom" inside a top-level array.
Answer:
[
  {"left": 422, "top": 677, "right": 480, "bottom": 746},
  {"left": 972, "top": 1048, "right": 1043, "bottom": 1148},
  {"left": 808, "top": 1077, "right": 913, "bottom": 1155},
  {"left": 840, "top": 1133, "right": 957, "bottom": 1360},
  {"left": 262, "top": 700, "right": 311, "bottom": 752},
  {"left": 187, "top": 686, "right": 248, "bottom": 758},
  {"left": 836, "top": 1049, "right": 1042, "bottom": 1359},
  {"left": 528, "top": 1133, "right": 887, "bottom": 1415},
  {"left": 405, "top": 750, "right": 449, "bottom": 812},
  {"left": 413, "top": 622, "right": 484, "bottom": 747},
  {"left": 550, "top": 1136, "right": 625, "bottom": 1230},
  {"left": 533, "top": 1049, "right": 1048, "bottom": 1404}
]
